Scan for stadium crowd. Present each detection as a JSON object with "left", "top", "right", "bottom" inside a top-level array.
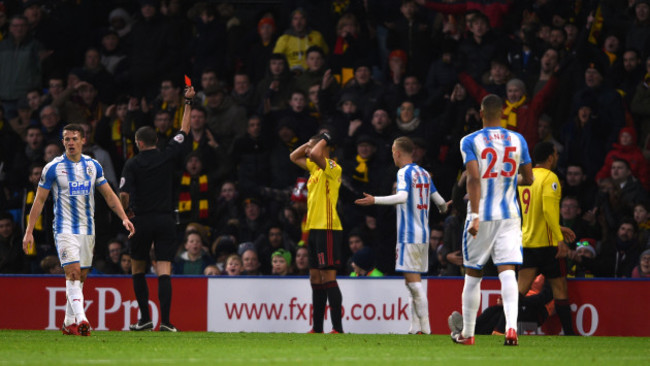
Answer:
[{"left": 1, "top": 0, "right": 650, "bottom": 279}]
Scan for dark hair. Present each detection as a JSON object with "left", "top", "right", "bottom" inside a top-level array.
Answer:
[
  {"left": 191, "top": 105, "right": 208, "bottom": 118},
  {"left": 0, "top": 212, "right": 14, "bottom": 222},
  {"left": 135, "top": 126, "right": 158, "bottom": 147},
  {"left": 63, "top": 123, "right": 85, "bottom": 138},
  {"left": 305, "top": 45, "right": 325, "bottom": 58},
  {"left": 481, "top": 94, "right": 503, "bottom": 120},
  {"left": 533, "top": 141, "right": 556, "bottom": 165},
  {"left": 619, "top": 217, "right": 638, "bottom": 234},
  {"left": 612, "top": 157, "right": 631, "bottom": 170}
]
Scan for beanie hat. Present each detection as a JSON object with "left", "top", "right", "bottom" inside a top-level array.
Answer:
[
  {"left": 576, "top": 238, "right": 597, "bottom": 257},
  {"left": 389, "top": 49, "right": 407, "bottom": 65},
  {"left": 258, "top": 17, "right": 276, "bottom": 32},
  {"left": 351, "top": 247, "right": 375, "bottom": 272},
  {"left": 272, "top": 248, "right": 292, "bottom": 265}
]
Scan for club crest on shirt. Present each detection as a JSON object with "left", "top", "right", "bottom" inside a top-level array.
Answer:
[
  {"left": 328, "top": 160, "right": 336, "bottom": 169},
  {"left": 86, "top": 165, "right": 94, "bottom": 176}
]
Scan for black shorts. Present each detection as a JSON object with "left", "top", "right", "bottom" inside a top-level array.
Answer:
[
  {"left": 130, "top": 213, "right": 177, "bottom": 262},
  {"left": 521, "top": 247, "right": 566, "bottom": 278},
  {"left": 308, "top": 229, "right": 342, "bottom": 269}
]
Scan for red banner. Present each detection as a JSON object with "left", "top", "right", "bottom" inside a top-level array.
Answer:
[
  {"left": 427, "top": 278, "right": 650, "bottom": 336},
  {"left": 0, "top": 276, "right": 207, "bottom": 331}
]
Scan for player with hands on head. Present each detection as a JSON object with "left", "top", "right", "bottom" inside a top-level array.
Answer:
[
  {"left": 23, "top": 123, "right": 135, "bottom": 336},
  {"left": 450, "top": 94, "right": 534, "bottom": 346},
  {"left": 289, "top": 131, "right": 344, "bottom": 334},
  {"left": 119, "top": 84, "right": 195, "bottom": 333},
  {"left": 356, "top": 136, "right": 450, "bottom": 334}
]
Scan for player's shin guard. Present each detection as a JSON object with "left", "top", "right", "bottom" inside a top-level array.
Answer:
[
  {"left": 498, "top": 270, "right": 518, "bottom": 333},
  {"left": 158, "top": 275, "right": 172, "bottom": 325},
  {"left": 311, "top": 283, "right": 327, "bottom": 333},
  {"left": 132, "top": 273, "right": 150, "bottom": 322},
  {"left": 406, "top": 282, "right": 430, "bottom": 334},
  {"left": 325, "top": 281, "right": 343, "bottom": 333},
  {"left": 461, "top": 275, "right": 482, "bottom": 338},
  {"left": 66, "top": 280, "right": 87, "bottom": 323},
  {"left": 555, "top": 299, "right": 575, "bottom": 335}
]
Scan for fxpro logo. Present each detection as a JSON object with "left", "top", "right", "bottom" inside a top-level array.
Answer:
[
  {"left": 481, "top": 289, "right": 599, "bottom": 336},
  {"left": 45, "top": 287, "right": 159, "bottom": 331}
]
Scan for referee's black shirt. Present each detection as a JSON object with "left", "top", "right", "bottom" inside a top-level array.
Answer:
[{"left": 120, "top": 132, "right": 187, "bottom": 215}]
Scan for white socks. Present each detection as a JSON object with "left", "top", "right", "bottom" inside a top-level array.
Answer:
[
  {"left": 461, "top": 275, "right": 482, "bottom": 338},
  {"left": 498, "top": 270, "right": 518, "bottom": 333},
  {"left": 66, "top": 280, "right": 87, "bottom": 324},
  {"left": 406, "top": 282, "right": 430, "bottom": 334}
]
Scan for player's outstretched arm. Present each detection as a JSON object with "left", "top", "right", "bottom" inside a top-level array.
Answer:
[
  {"left": 98, "top": 183, "right": 135, "bottom": 238},
  {"left": 179, "top": 86, "right": 196, "bottom": 135},
  {"left": 430, "top": 191, "right": 452, "bottom": 213},
  {"left": 23, "top": 186, "right": 50, "bottom": 253}
]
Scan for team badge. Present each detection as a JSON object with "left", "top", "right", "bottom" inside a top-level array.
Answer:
[
  {"left": 86, "top": 165, "right": 94, "bottom": 176},
  {"left": 551, "top": 182, "right": 558, "bottom": 191},
  {"left": 174, "top": 134, "right": 185, "bottom": 143},
  {"left": 328, "top": 160, "right": 336, "bottom": 169},
  {"left": 60, "top": 249, "right": 68, "bottom": 261}
]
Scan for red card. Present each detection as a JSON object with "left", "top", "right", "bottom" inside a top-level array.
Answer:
[{"left": 184, "top": 75, "right": 192, "bottom": 86}]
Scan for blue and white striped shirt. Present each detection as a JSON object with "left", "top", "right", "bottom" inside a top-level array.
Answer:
[
  {"left": 460, "top": 127, "right": 531, "bottom": 222},
  {"left": 396, "top": 164, "right": 437, "bottom": 244},
  {"left": 39, "top": 154, "right": 107, "bottom": 235}
]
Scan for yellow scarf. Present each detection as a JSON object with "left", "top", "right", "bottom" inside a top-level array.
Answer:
[
  {"left": 353, "top": 155, "right": 369, "bottom": 183},
  {"left": 501, "top": 96, "right": 526, "bottom": 129}
]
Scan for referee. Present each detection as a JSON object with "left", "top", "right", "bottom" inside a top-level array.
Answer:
[{"left": 119, "top": 86, "right": 195, "bottom": 332}]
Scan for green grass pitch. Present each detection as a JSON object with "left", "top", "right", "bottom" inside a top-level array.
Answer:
[{"left": 1, "top": 331, "right": 648, "bottom": 365}]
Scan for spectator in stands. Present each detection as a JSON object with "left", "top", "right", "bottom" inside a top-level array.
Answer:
[
  {"left": 633, "top": 201, "right": 650, "bottom": 248},
  {"left": 39, "top": 105, "right": 64, "bottom": 147},
  {"left": 256, "top": 223, "right": 295, "bottom": 274},
  {"left": 273, "top": 8, "right": 328, "bottom": 72},
  {"left": 0, "top": 15, "right": 44, "bottom": 119},
  {"left": 230, "top": 115, "right": 270, "bottom": 197},
  {"left": 99, "top": 30, "right": 128, "bottom": 79},
  {"left": 119, "top": 251, "right": 132, "bottom": 275},
  {"left": 9, "top": 99, "right": 34, "bottom": 140},
  {"left": 40, "top": 255, "right": 63, "bottom": 275},
  {"left": 271, "top": 248, "right": 292, "bottom": 276},
  {"left": 187, "top": 3, "right": 227, "bottom": 88},
  {"left": 596, "top": 127, "right": 650, "bottom": 190},
  {"left": 386, "top": 0, "right": 432, "bottom": 80},
  {"left": 568, "top": 238, "right": 598, "bottom": 278},
  {"left": 185, "top": 105, "right": 223, "bottom": 174},
  {"left": 632, "top": 249, "right": 650, "bottom": 278},
  {"left": 296, "top": 46, "right": 328, "bottom": 94},
  {"left": 10, "top": 125, "right": 44, "bottom": 191},
  {"left": 80, "top": 123, "right": 117, "bottom": 188},
  {"left": 560, "top": 196, "right": 600, "bottom": 243},
  {"left": 562, "top": 163, "right": 598, "bottom": 212},
  {"left": 330, "top": 13, "right": 372, "bottom": 84},
  {"left": 241, "top": 248, "right": 262, "bottom": 276},
  {"left": 194, "top": 68, "right": 222, "bottom": 105},
  {"left": 457, "top": 11, "right": 508, "bottom": 82},
  {"left": 210, "top": 181, "right": 240, "bottom": 235},
  {"left": 151, "top": 77, "right": 185, "bottom": 131},
  {"left": 96, "top": 239, "right": 124, "bottom": 275},
  {"left": 230, "top": 72, "right": 257, "bottom": 116},
  {"left": 81, "top": 47, "right": 116, "bottom": 104},
  {"left": 427, "top": 225, "right": 445, "bottom": 276},
  {"left": 0, "top": 212, "right": 28, "bottom": 273},
  {"left": 203, "top": 265, "right": 220, "bottom": 276},
  {"left": 632, "top": 57, "right": 650, "bottom": 148},
  {"left": 238, "top": 197, "right": 268, "bottom": 243},
  {"left": 350, "top": 247, "right": 384, "bottom": 277},
  {"left": 174, "top": 230, "right": 214, "bottom": 275},
  {"left": 613, "top": 49, "right": 645, "bottom": 104},
  {"left": 256, "top": 53, "right": 297, "bottom": 113},
  {"left": 204, "top": 86, "right": 247, "bottom": 154},
  {"left": 625, "top": 0, "right": 650, "bottom": 59},
  {"left": 578, "top": 218, "right": 642, "bottom": 278},
  {"left": 246, "top": 16, "right": 278, "bottom": 85},
  {"left": 610, "top": 158, "right": 647, "bottom": 214},
  {"left": 176, "top": 152, "right": 213, "bottom": 229},
  {"left": 224, "top": 254, "right": 243, "bottom": 276},
  {"left": 294, "top": 246, "right": 309, "bottom": 276}
]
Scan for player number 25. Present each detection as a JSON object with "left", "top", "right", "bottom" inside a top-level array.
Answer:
[{"left": 481, "top": 146, "right": 517, "bottom": 179}]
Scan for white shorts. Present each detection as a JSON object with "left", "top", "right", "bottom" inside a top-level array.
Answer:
[
  {"left": 462, "top": 218, "right": 522, "bottom": 270},
  {"left": 55, "top": 233, "right": 95, "bottom": 268},
  {"left": 395, "top": 242, "right": 428, "bottom": 273}
]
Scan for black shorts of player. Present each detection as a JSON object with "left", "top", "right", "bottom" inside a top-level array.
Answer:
[
  {"left": 308, "top": 229, "right": 342, "bottom": 269},
  {"left": 130, "top": 213, "right": 177, "bottom": 262},
  {"left": 521, "top": 247, "right": 566, "bottom": 279}
]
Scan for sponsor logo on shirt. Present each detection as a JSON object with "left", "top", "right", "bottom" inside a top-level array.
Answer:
[{"left": 69, "top": 181, "right": 91, "bottom": 196}]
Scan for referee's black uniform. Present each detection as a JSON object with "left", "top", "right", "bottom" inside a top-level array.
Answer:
[
  {"left": 119, "top": 86, "right": 194, "bottom": 332},
  {"left": 120, "top": 132, "right": 186, "bottom": 262}
]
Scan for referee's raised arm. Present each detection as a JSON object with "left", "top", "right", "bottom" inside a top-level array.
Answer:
[{"left": 180, "top": 86, "right": 195, "bottom": 134}]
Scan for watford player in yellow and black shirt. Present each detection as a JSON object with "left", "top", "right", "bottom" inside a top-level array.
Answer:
[
  {"left": 517, "top": 142, "right": 575, "bottom": 335},
  {"left": 290, "top": 132, "right": 344, "bottom": 334}
]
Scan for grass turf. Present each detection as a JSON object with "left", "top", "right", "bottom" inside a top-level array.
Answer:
[{"left": 1, "top": 331, "right": 648, "bottom": 365}]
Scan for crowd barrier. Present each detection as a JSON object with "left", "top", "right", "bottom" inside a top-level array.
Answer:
[{"left": 1, "top": 275, "right": 647, "bottom": 336}]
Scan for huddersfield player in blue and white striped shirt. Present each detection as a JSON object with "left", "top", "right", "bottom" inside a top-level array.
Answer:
[
  {"left": 356, "top": 137, "right": 449, "bottom": 334},
  {"left": 23, "top": 123, "right": 134, "bottom": 336},
  {"left": 450, "top": 94, "right": 534, "bottom": 346}
]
